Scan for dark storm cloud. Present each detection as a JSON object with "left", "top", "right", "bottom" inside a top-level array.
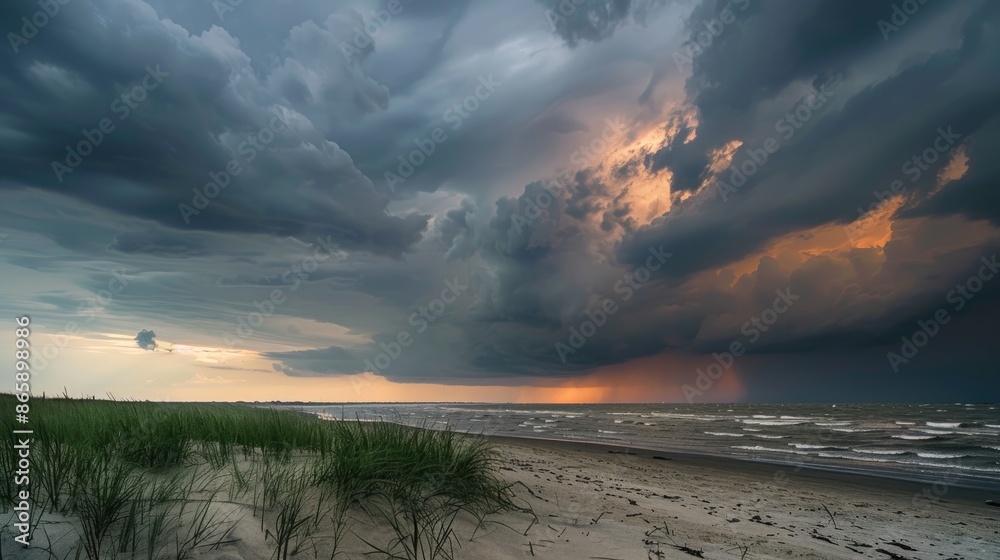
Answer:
[
  {"left": 647, "top": 0, "right": 963, "bottom": 191},
  {"left": 4, "top": 0, "right": 999, "bottom": 402},
  {"left": 905, "top": 114, "right": 1000, "bottom": 225},
  {"left": 538, "top": 0, "right": 671, "bottom": 47},
  {"left": 352, "top": 0, "right": 1000, "bottom": 383},
  {"left": 619, "top": 0, "right": 1000, "bottom": 275},
  {"left": 0, "top": 0, "right": 427, "bottom": 257}
]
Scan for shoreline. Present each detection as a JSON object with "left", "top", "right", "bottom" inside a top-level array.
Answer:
[
  {"left": 478, "top": 434, "right": 1000, "bottom": 559},
  {"left": 485, "top": 433, "right": 1000, "bottom": 501}
]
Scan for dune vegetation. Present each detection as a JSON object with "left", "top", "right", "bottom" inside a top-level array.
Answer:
[{"left": 0, "top": 394, "right": 530, "bottom": 560}]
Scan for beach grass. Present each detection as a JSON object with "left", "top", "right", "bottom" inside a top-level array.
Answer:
[{"left": 0, "top": 394, "right": 528, "bottom": 559}]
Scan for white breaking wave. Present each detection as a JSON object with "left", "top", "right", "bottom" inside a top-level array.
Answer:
[
  {"left": 755, "top": 435, "right": 787, "bottom": 439},
  {"left": 740, "top": 419, "right": 808, "bottom": 426},
  {"left": 832, "top": 428, "right": 876, "bottom": 433},
  {"left": 926, "top": 422, "right": 961, "bottom": 428},
  {"left": 731, "top": 445, "right": 808, "bottom": 455},
  {"left": 789, "top": 443, "right": 836, "bottom": 449},
  {"left": 852, "top": 448, "right": 908, "bottom": 456},
  {"left": 894, "top": 421, "right": 916, "bottom": 425},
  {"left": 892, "top": 435, "right": 936, "bottom": 440},
  {"left": 704, "top": 432, "right": 745, "bottom": 437},
  {"left": 916, "top": 452, "right": 968, "bottom": 459},
  {"left": 818, "top": 452, "right": 892, "bottom": 463}
]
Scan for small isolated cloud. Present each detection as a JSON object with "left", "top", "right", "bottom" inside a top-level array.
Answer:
[{"left": 134, "top": 329, "right": 157, "bottom": 351}]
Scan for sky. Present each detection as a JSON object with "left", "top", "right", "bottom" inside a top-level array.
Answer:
[{"left": 1, "top": 0, "right": 999, "bottom": 403}]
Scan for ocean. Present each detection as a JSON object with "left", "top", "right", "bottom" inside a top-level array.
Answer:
[{"left": 289, "top": 402, "right": 1000, "bottom": 490}]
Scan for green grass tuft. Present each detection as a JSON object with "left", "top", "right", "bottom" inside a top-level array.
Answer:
[{"left": 0, "top": 394, "right": 527, "bottom": 560}]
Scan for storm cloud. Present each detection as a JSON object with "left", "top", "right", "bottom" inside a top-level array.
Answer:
[{"left": 2, "top": 0, "right": 999, "bottom": 401}]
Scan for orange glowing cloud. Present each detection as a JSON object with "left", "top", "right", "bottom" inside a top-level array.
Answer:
[{"left": 931, "top": 144, "right": 969, "bottom": 196}]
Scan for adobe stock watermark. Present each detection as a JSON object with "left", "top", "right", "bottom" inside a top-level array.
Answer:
[
  {"left": 887, "top": 254, "right": 998, "bottom": 372},
  {"left": 362, "top": 277, "right": 469, "bottom": 375},
  {"left": 211, "top": 0, "right": 255, "bottom": 21},
  {"left": 878, "top": 0, "right": 929, "bottom": 41},
  {"left": 337, "top": 0, "right": 413, "bottom": 62},
  {"left": 222, "top": 236, "right": 341, "bottom": 348},
  {"left": 512, "top": 116, "right": 627, "bottom": 233},
  {"left": 543, "top": 0, "right": 586, "bottom": 33},
  {"left": 7, "top": 0, "right": 73, "bottom": 54},
  {"left": 672, "top": 0, "right": 750, "bottom": 71},
  {"left": 31, "top": 267, "right": 131, "bottom": 372},
  {"left": 179, "top": 109, "right": 288, "bottom": 224},
  {"left": 845, "top": 126, "right": 961, "bottom": 241},
  {"left": 717, "top": 77, "right": 839, "bottom": 201},
  {"left": 569, "top": 116, "right": 628, "bottom": 167},
  {"left": 51, "top": 64, "right": 169, "bottom": 183},
  {"left": 555, "top": 246, "right": 672, "bottom": 363},
  {"left": 683, "top": 287, "right": 799, "bottom": 402},
  {"left": 384, "top": 74, "right": 501, "bottom": 192}
]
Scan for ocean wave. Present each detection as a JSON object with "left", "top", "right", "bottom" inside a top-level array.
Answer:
[
  {"left": 789, "top": 443, "right": 838, "bottom": 450},
  {"left": 982, "top": 445, "right": 1000, "bottom": 451},
  {"left": 832, "top": 428, "right": 876, "bottom": 433},
  {"left": 705, "top": 432, "right": 745, "bottom": 437},
  {"left": 948, "top": 463, "right": 1000, "bottom": 473},
  {"left": 741, "top": 428, "right": 762, "bottom": 432},
  {"left": 817, "top": 452, "right": 893, "bottom": 463},
  {"left": 740, "top": 419, "right": 808, "bottom": 426},
  {"left": 752, "top": 415, "right": 777, "bottom": 419},
  {"left": 755, "top": 435, "right": 787, "bottom": 439},
  {"left": 986, "top": 424, "right": 1000, "bottom": 429},
  {"left": 894, "top": 421, "right": 916, "bottom": 425},
  {"left": 731, "top": 445, "right": 808, "bottom": 455},
  {"left": 892, "top": 435, "right": 936, "bottom": 440},
  {"left": 598, "top": 430, "right": 621, "bottom": 434},
  {"left": 815, "top": 421, "right": 852, "bottom": 426},
  {"left": 650, "top": 413, "right": 719, "bottom": 421},
  {"left": 916, "top": 452, "right": 969, "bottom": 459},
  {"left": 915, "top": 429, "right": 953, "bottom": 435},
  {"left": 852, "top": 448, "right": 909, "bottom": 456},
  {"left": 926, "top": 422, "right": 962, "bottom": 428}
]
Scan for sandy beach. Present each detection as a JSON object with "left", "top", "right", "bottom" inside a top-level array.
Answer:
[
  {"left": 462, "top": 437, "right": 1000, "bottom": 559},
  {"left": 8, "top": 434, "right": 998, "bottom": 560}
]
